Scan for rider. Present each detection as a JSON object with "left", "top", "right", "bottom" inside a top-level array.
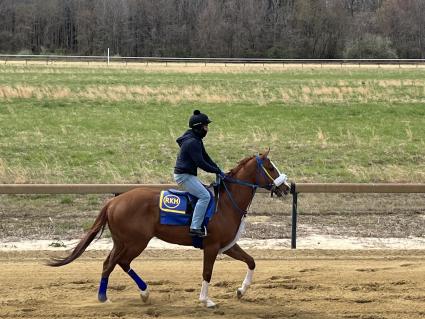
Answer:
[{"left": 174, "top": 110, "right": 224, "bottom": 237}]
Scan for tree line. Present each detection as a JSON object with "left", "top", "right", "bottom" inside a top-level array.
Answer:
[{"left": 0, "top": 0, "right": 424, "bottom": 58}]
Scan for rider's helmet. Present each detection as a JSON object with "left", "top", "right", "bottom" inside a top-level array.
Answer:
[{"left": 189, "top": 110, "right": 211, "bottom": 128}]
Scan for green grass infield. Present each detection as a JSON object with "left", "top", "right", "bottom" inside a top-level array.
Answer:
[{"left": 1, "top": 64, "right": 424, "bottom": 184}]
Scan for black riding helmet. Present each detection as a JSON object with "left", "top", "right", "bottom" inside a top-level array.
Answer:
[{"left": 189, "top": 110, "right": 211, "bottom": 128}]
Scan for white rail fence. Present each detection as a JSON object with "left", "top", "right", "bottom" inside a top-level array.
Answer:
[{"left": 1, "top": 54, "right": 425, "bottom": 67}]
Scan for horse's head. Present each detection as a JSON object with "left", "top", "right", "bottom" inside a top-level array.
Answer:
[
  {"left": 226, "top": 149, "right": 290, "bottom": 197},
  {"left": 254, "top": 149, "right": 290, "bottom": 197}
]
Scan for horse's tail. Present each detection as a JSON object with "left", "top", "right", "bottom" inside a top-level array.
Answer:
[{"left": 47, "top": 202, "right": 110, "bottom": 267}]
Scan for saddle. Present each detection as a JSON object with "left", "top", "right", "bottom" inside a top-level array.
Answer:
[{"left": 159, "top": 188, "right": 215, "bottom": 226}]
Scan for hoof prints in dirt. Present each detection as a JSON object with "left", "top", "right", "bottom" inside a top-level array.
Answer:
[
  {"left": 110, "top": 311, "right": 126, "bottom": 317},
  {"left": 213, "top": 280, "right": 237, "bottom": 288},
  {"left": 342, "top": 315, "right": 386, "bottom": 319},
  {"left": 346, "top": 280, "right": 412, "bottom": 293},
  {"left": 299, "top": 268, "right": 319, "bottom": 273},
  {"left": 70, "top": 279, "right": 92, "bottom": 285},
  {"left": 149, "top": 280, "right": 173, "bottom": 286},
  {"left": 263, "top": 275, "right": 321, "bottom": 291},
  {"left": 345, "top": 282, "right": 387, "bottom": 292},
  {"left": 353, "top": 298, "right": 375, "bottom": 304},
  {"left": 214, "top": 280, "right": 234, "bottom": 288},
  {"left": 257, "top": 312, "right": 298, "bottom": 319},
  {"left": 20, "top": 308, "right": 36, "bottom": 313},
  {"left": 355, "top": 267, "right": 392, "bottom": 272},
  {"left": 404, "top": 295, "right": 425, "bottom": 301},
  {"left": 146, "top": 308, "right": 160, "bottom": 317},
  {"left": 184, "top": 288, "right": 195, "bottom": 292},
  {"left": 109, "top": 285, "right": 126, "bottom": 291},
  {"left": 34, "top": 280, "right": 96, "bottom": 291}
]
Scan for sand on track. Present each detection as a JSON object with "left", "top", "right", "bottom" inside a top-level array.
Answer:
[{"left": 1, "top": 249, "right": 425, "bottom": 319}]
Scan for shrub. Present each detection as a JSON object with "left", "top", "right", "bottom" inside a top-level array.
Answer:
[{"left": 343, "top": 34, "right": 398, "bottom": 59}]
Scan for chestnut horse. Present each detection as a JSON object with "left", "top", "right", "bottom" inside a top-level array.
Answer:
[{"left": 48, "top": 150, "right": 290, "bottom": 307}]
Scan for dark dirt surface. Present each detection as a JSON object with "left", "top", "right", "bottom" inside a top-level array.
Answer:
[{"left": 1, "top": 193, "right": 425, "bottom": 242}]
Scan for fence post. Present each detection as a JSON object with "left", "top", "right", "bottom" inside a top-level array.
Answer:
[{"left": 290, "top": 182, "right": 298, "bottom": 249}]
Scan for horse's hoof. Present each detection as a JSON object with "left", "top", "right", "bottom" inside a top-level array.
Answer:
[
  {"left": 237, "top": 288, "right": 243, "bottom": 299},
  {"left": 200, "top": 298, "right": 217, "bottom": 308},
  {"left": 98, "top": 294, "right": 109, "bottom": 303},
  {"left": 140, "top": 288, "right": 149, "bottom": 303}
]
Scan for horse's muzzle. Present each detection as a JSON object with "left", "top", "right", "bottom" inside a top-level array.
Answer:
[{"left": 271, "top": 182, "right": 289, "bottom": 197}]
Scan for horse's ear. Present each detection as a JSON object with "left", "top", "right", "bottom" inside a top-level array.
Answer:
[{"left": 260, "top": 148, "right": 270, "bottom": 159}]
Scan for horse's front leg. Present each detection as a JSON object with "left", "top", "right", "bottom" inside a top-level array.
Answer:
[
  {"left": 223, "top": 244, "right": 255, "bottom": 299},
  {"left": 200, "top": 245, "right": 219, "bottom": 308}
]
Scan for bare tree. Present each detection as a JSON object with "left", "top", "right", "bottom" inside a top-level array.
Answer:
[
  {"left": 0, "top": 0, "right": 422, "bottom": 58},
  {"left": 378, "top": 0, "right": 425, "bottom": 58}
]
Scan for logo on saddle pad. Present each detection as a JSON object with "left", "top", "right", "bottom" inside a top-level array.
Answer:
[
  {"left": 159, "top": 190, "right": 188, "bottom": 214},
  {"left": 163, "top": 194, "right": 180, "bottom": 209}
]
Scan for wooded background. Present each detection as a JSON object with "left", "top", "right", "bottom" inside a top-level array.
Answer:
[{"left": 0, "top": 0, "right": 423, "bottom": 58}]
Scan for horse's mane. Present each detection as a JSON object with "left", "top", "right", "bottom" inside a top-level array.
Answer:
[{"left": 227, "top": 155, "right": 255, "bottom": 177}]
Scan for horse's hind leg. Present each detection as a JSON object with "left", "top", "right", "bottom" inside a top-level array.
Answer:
[
  {"left": 118, "top": 241, "right": 151, "bottom": 302},
  {"left": 98, "top": 245, "right": 124, "bottom": 302},
  {"left": 223, "top": 244, "right": 255, "bottom": 299}
]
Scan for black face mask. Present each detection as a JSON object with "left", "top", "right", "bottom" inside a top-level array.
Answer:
[{"left": 192, "top": 127, "right": 207, "bottom": 138}]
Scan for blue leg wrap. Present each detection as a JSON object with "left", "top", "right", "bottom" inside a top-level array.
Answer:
[
  {"left": 127, "top": 268, "right": 147, "bottom": 291},
  {"left": 98, "top": 277, "right": 109, "bottom": 302}
]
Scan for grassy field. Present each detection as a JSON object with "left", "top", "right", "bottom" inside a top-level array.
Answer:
[
  {"left": 1, "top": 64, "right": 425, "bottom": 184},
  {"left": 1, "top": 64, "right": 425, "bottom": 242}
]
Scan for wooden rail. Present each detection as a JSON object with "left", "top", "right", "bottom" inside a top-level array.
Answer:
[
  {"left": 0, "top": 184, "right": 175, "bottom": 194},
  {"left": 1, "top": 183, "right": 424, "bottom": 194},
  {"left": 1, "top": 183, "right": 424, "bottom": 249},
  {"left": 295, "top": 183, "right": 425, "bottom": 193},
  {"left": 0, "top": 184, "right": 270, "bottom": 194}
]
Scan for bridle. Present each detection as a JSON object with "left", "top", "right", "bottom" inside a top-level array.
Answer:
[
  {"left": 217, "top": 155, "right": 289, "bottom": 216},
  {"left": 255, "top": 156, "right": 290, "bottom": 195}
]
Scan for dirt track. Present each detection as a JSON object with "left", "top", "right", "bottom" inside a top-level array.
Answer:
[{"left": 1, "top": 249, "right": 425, "bottom": 319}]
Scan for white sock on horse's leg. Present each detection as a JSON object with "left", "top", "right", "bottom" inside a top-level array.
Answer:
[
  {"left": 243, "top": 268, "right": 254, "bottom": 287},
  {"left": 199, "top": 280, "right": 208, "bottom": 301},
  {"left": 238, "top": 268, "right": 254, "bottom": 297},
  {"left": 199, "top": 280, "right": 216, "bottom": 308}
]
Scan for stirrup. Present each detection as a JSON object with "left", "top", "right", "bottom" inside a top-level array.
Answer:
[{"left": 189, "top": 227, "right": 207, "bottom": 238}]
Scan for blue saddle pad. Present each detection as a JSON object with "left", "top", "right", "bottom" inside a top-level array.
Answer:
[
  {"left": 159, "top": 188, "right": 215, "bottom": 249},
  {"left": 159, "top": 189, "right": 215, "bottom": 226}
]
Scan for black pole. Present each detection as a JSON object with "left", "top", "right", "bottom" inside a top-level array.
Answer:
[{"left": 290, "top": 182, "right": 298, "bottom": 249}]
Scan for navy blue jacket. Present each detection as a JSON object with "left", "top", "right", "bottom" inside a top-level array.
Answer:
[{"left": 174, "top": 129, "right": 220, "bottom": 176}]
